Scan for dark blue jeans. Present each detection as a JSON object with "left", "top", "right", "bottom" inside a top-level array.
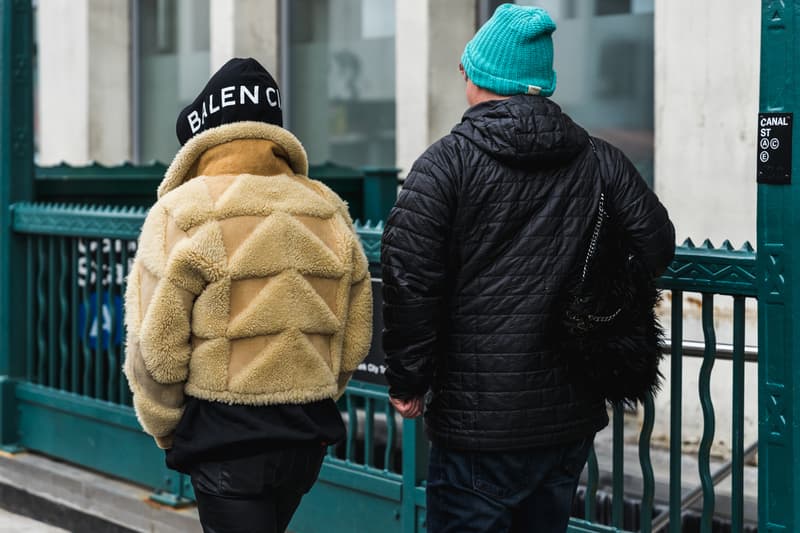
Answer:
[{"left": 426, "top": 437, "right": 593, "bottom": 533}]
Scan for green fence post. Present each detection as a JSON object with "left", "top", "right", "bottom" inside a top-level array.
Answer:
[
  {"left": 362, "top": 167, "right": 399, "bottom": 223},
  {"left": 758, "top": 1, "right": 800, "bottom": 530},
  {"left": 0, "top": 0, "right": 34, "bottom": 448},
  {"left": 401, "top": 417, "right": 427, "bottom": 533},
  {"left": 150, "top": 471, "right": 194, "bottom": 508}
]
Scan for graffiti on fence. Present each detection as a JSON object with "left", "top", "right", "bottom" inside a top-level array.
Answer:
[
  {"left": 78, "top": 293, "right": 124, "bottom": 349},
  {"left": 76, "top": 238, "right": 137, "bottom": 349},
  {"left": 353, "top": 280, "right": 387, "bottom": 386},
  {"left": 77, "top": 238, "right": 137, "bottom": 288}
]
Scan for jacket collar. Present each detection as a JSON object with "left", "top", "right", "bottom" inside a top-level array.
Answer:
[
  {"left": 453, "top": 95, "right": 588, "bottom": 167},
  {"left": 158, "top": 121, "right": 309, "bottom": 199}
]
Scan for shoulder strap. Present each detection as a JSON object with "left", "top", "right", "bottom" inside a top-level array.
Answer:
[
  {"left": 574, "top": 138, "right": 622, "bottom": 323},
  {"left": 579, "top": 138, "right": 607, "bottom": 285},
  {"left": 579, "top": 193, "right": 607, "bottom": 286}
]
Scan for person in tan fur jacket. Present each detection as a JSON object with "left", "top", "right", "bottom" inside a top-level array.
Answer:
[{"left": 124, "top": 58, "right": 372, "bottom": 533}]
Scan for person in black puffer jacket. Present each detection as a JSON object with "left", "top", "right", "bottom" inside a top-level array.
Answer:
[{"left": 381, "top": 5, "right": 675, "bottom": 533}]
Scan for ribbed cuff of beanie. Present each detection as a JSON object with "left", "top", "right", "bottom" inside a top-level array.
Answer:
[{"left": 461, "top": 45, "right": 556, "bottom": 97}]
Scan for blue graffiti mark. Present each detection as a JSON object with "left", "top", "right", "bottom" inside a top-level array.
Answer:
[{"left": 78, "top": 292, "right": 123, "bottom": 349}]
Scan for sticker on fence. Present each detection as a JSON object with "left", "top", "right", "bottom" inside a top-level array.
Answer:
[
  {"left": 352, "top": 280, "right": 388, "bottom": 386},
  {"left": 758, "top": 112, "right": 793, "bottom": 185}
]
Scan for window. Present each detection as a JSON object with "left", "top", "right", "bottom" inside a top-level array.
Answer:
[
  {"left": 285, "top": 0, "right": 396, "bottom": 168},
  {"left": 135, "top": 0, "right": 211, "bottom": 164},
  {"left": 481, "top": 0, "right": 655, "bottom": 185},
  {"left": 596, "top": 0, "right": 630, "bottom": 16},
  {"left": 595, "top": 0, "right": 655, "bottom": 16}
]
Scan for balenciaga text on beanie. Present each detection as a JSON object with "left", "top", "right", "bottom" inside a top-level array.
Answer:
[{"left": 176, "top": 57, "right": 283, "bottom": 145}]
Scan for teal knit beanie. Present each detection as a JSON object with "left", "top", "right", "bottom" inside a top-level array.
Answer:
[{"left": 461, "top": 3, "right": 557, "bottom": 97}]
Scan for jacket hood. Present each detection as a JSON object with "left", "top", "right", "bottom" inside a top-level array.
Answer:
[
  {"left": 159, "top": 121, "right": 309, "bottom": 198},
  {"left": 452, "top": 95, "right": 589, "bottom": 166}
]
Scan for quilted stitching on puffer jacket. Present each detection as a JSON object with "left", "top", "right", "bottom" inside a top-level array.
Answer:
[{"left": 382, "top": 95, "right": 674, "bottom": 450}]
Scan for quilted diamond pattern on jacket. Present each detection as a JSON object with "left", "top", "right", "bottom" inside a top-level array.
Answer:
[
  {"left": 124, "top": 122, "right": 372, "bottom": 449},
  {"left": 382, "top": 95, "right": 674, "bottom": 451}
]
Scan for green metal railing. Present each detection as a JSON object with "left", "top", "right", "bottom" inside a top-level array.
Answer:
[
  {"left": 16, "top": 204, "right": 144, "bottom": 402},
  {"left": 659, "top": 240, "right": 757, "bottom": 533},
  {"left": 11, "top": 203, "right": 170, "bottom": 492},
  {"left": 568, "top": 239, "right": 758, "bottom": 533},
  {"left": 7, "top": 201, "right": 760, "bottom": 532},
  {"left": 34, "top": 161, "right": 400, "bottom": 222},
  {"left": 9, "top": 202, "right": 425, "bottom": 527},
  {"left": 12, "top": 203, "right": 383, "bottom": 400},
  {"left": 290, "top": 381, "right": 427, "bottom": 533}
]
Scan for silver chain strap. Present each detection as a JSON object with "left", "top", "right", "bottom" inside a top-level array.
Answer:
[
  {"left": 580, "top": 193, "right": 607, "bottom": 285},
  {"left": 572, "top": 139, "right": 623, "bottom": 325}
]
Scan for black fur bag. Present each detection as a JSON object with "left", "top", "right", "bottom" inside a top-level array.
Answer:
[{"left": 560, "top": 182, "right": 665, "bottom": 406}]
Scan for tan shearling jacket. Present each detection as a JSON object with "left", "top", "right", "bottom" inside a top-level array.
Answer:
[{"left": 124, "top": 121, "right": 373, "bottom": 449}]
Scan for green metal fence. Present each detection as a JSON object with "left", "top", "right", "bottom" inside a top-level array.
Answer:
[
  {"left": 10, "top": 203, "right": 182, "bottom": 499},
  {"left": 5, "top": 201, "right": 759, "bottom": 532},
  {"left": 659, "top": 241, "right": 757, "bottom": 533},
  {"left": 34, "top": 161, "right": 399, "bottom": 222},
  {"left": 7, "top": 201, "right": 426, "bottom": 524},
  {"left": 569, "top": 239, "right": 758, "bottom": 533}
]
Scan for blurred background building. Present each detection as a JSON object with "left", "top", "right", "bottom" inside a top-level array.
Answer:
[
  {"left": 33, "top": 0, "right": 760, "bottom": 245},
  {"left": 32, "top": 0, "right": 761, "bottom": 453}
]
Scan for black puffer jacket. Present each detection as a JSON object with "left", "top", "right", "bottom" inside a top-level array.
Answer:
[{"left": 382, "top": 95, "right": 675, "bottom": 451}]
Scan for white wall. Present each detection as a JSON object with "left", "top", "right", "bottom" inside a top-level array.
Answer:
[
  {"left": 210, "top": 0, "right": 280, "bottom": 77},
  {"left": 38, "top": 0, "right": 89, "bottom": 164},
  {"left": 655, "top": 0, "right": 760, "bottom": 247},
  {"left": 395, "top": 0, "right": 475, "bottom": 176},
  {"left": 38, "top": 0, "right": 131, "bottom": 165},
  {"left": 88, "top": 0, "right": 131, "bottom": 163}
]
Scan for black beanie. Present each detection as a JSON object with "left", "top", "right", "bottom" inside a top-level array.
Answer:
[{"left": 176, "top": 57, "right": 283, "bottom": 145}]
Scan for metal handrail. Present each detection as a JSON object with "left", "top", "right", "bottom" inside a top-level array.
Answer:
[{"left": 663, "top": 339, "right": 758, "bottom": 362}]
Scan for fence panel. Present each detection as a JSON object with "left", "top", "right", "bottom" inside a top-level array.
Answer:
[
  {"left": 9, "top": 202, "right": 761, "bottom": 532},
  {"left": 10, "top": 202, "right": 419, "bottom": 524},
  {"left": 10, "top": 203, "right": 170, "bottom": 489}
]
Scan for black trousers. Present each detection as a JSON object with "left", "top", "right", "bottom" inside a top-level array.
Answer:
[{"left": 190, "top": 446, "right": 326, "bottom": 533}]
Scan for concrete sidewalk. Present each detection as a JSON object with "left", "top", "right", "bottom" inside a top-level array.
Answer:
[
  {"left": 0, "top": 451, "right": 200, "bottom": 533},
  {"left": 0, "top": 508, "right": 67, "bottom": 533}
]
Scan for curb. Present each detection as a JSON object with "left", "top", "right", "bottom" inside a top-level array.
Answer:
[{"left": 0, "top": 451, "right": 200, "bottom": 533}]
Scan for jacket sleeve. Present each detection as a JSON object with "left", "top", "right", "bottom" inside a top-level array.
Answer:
[
  {"left": 381, "top": 153, "right": 457, "bottom": 400},
  {"left": 601, "top": 142, "right": 676, "bottom": 276},
  {"left": 123, "top": 204, "right": 205, "bottom": 449},
  {"left": 307, "top": 181, "right": 374, "bottom": 398},
  {"left": 337, "top": 232, "right": 374, "bottom": 398}
]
